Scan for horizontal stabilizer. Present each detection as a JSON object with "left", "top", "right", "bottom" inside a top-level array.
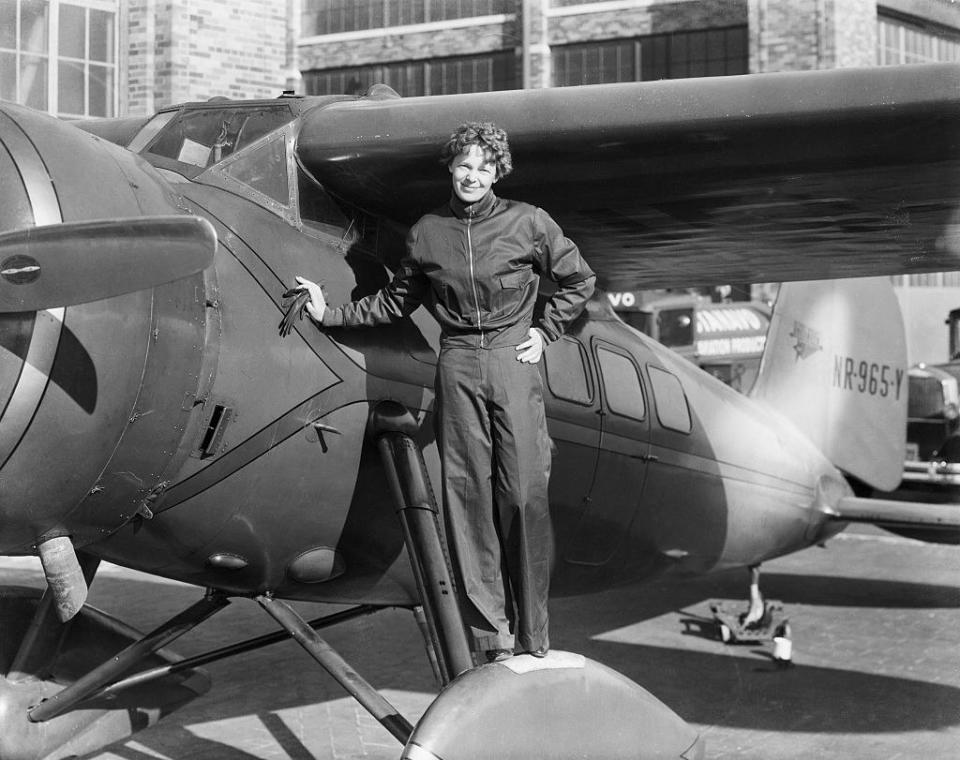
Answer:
[
  {"left": 0, "top": 216, "right": 217, "bottom": 312},
  {"left": 832, "top": 496, "right": 960, "bottom": 533}
]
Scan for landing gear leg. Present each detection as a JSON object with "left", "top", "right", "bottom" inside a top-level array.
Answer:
[
  {"left": 371, "top": 400, "right": 474, "bottom": 683},
  {"left": 743, "top": 564, "right": 765, "bottom": 627},
  {"left": 8, "top": 552, "right": 99, "bottom": 682}
]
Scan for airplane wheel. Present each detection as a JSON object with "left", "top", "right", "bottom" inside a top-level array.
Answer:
[
  {"left": 403, "top": 651, "right": 704, "bottom": 759},
  {"left": 718, "top": 623, "right": 732, "bottom": 643}
]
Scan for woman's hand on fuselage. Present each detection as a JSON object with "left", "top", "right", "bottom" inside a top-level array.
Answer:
[
  {"left": 294, "top": 276, "right": 327, "bottom": 322},
  {"left": 515, "top": 328, "right": 545, "bottom": 364}
]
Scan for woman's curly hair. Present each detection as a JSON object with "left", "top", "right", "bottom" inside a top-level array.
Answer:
[{"left": 440, "top": 122, "right": 513, "bottom": 179}]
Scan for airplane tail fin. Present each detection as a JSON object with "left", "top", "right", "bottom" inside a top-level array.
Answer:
[{"left": 749, "top": 278, "right": 907, "bottom": 492}]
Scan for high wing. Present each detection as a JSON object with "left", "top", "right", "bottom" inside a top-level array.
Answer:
[{"left": 298, "top": 64, "right": 960, "bottom": 290}]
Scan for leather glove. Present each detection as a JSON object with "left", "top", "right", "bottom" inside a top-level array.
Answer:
[{"left": 278, "top": 287, "right": 312, "bottom": 338}]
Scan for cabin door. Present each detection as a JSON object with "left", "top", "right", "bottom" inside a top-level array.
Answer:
[{"left": 564, "top": 340, "right": 651, "bottom": 567}]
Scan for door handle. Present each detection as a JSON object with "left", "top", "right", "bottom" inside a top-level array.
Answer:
[{"left": 641, "top": 454, "right": 659, "bottom": 462}]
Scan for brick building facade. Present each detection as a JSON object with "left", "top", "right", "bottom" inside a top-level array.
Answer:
[
  {"left": 296, "top": 0, "right": 957, "bottom": 97},
  {"left": 1, "top": 0, "right": 957, "bottom": 360},
  {"left": 4, "top": 1, "right": 956, "bottom": 115},
  {"left": 124, "top": 0, "right": 298, "bottom": 114}
]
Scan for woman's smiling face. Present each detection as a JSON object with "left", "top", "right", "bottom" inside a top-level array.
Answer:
[{"left": 449, "top": 144, "right": 498, "bottom": 204}]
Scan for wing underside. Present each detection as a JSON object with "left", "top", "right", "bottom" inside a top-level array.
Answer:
[{"left": 298, "top": 64, "right": 960, "bottom": 289}]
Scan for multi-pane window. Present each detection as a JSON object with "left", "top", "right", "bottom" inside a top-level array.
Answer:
[
  {"left": 552, "top": 26, "right": 748, "bottom": 86},
  {"left": 0, "top": 0, "right": 117, "bottom": 116},
  {"left": 302, "top": 0, "right": 510, "bottom": 36},
  {"left": 878, "top": 13, "right": 960, "bottom": 65},
  {"left": 0, "top": 0, "right": 48, "bottom": 109},
  {"left": 303, "top": 51, "right": 517, "bottom": 96},
  {"left": 57, "top": 3, "right": 115, "bottom": 117}
]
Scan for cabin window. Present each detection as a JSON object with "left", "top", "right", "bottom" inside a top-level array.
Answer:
[
  {"left": 647, "top": 365, "right": 692, "bottom": 434},
  {"left": 544, "top": 336, "right": 592, "bottom": 405},
  {"left": 597, "top": 346, "right": 645, "bottom": 420}
]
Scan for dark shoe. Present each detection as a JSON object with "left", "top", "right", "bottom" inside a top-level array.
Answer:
[
  {"left": 526, "top": 647, "right": 549, "bottom": 658},
  {"left": 485, "top": 648, "right": 513, "bottom": 663}
]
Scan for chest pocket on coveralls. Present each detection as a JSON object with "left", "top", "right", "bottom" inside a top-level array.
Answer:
[{"left": 496, "top": 270, "right": 532, "bottom": 312}]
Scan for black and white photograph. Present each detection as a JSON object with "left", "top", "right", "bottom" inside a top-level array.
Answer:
[{"left": 0, "top": 1, "right": 957, "bottom": 758}]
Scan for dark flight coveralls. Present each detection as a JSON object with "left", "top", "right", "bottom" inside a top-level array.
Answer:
[{"left": 321, "top": 191, "right": 596, "bottom": 653}]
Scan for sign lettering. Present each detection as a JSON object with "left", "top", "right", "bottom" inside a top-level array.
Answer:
[
  {"left": 832, "top": 354, "right": 904, "bottom": 400},
  {"left": 697, "top": 336, "right": 767, "bottom": 357},
  {"left": 607, "top": 292, "right": 636, "bottom": 308}
]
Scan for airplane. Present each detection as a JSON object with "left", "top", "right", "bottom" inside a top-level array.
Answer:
[{"left": 1, "top": 61, "right": 959, "bottom": 760}]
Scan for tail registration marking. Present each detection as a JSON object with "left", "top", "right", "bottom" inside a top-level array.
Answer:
[{"left": 832, "top": 354, "right": 904, "bottom": 399}]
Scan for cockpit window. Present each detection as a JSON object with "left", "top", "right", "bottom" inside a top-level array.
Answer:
[
  {"left": 298, "top": 164, "right": 350, "bottom": 235},
  {"left": 221, "top": 131, "right": 289, "bottom": 205},
  {"left": 131, "top": 104, "right": 294, "bottom": 171},
  {"left": 130, "top": 100, "right": 351, "bottom": 238}
]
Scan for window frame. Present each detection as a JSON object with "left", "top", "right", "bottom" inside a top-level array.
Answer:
[
  {"left": 543, "top": 335, "right": 595, "bottom": 407},
  {"left": 0, "top": 0, "right": 120, "bottom": 117},
  {"left": 302, "top": 50, "right": 518, "bottom": 97},
  {"left": 594, "top": 342, "right": 647, "bottom": 422},
  {"left": 551, "top": 25, "right": 748, "bottom": 87},
  {"left": 302, "top": 0, "right": 510, "bottom": 36},
  {"left": 646, "top": 364, "right": 692, "bottom": 435}
]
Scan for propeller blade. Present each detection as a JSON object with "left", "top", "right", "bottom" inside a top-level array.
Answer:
[{"left": 0, "top": 216, "right": 217, "bottom": 312}]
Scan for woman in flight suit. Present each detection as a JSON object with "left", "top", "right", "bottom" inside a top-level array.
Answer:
[{"left": 292, "top": 122, "right": 595, "bottom": 662}]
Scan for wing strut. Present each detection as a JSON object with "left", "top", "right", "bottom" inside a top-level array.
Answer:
[
  {"left": 257, "top": 595, "right": 415, "bottom": 744},
  {"left": 27, "top": 590, "right": 229, "bottom": 722}
]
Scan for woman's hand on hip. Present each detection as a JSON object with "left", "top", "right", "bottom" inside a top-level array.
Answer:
[{"left": 516, "top": 328, "right": 545, "bottom": 364}]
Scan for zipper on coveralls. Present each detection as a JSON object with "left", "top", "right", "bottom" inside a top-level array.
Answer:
[{"left": 466, "top": 214, "right": 485, "bottom": 347}]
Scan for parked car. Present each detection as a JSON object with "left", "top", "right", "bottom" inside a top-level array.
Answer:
[{"left": 906, "top": 362, "right": 960, "bottom": 462}]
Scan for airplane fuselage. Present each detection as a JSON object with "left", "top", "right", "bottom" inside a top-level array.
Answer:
[{"left": 0, "top": 98, "right": 847, "bottom": 611}]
